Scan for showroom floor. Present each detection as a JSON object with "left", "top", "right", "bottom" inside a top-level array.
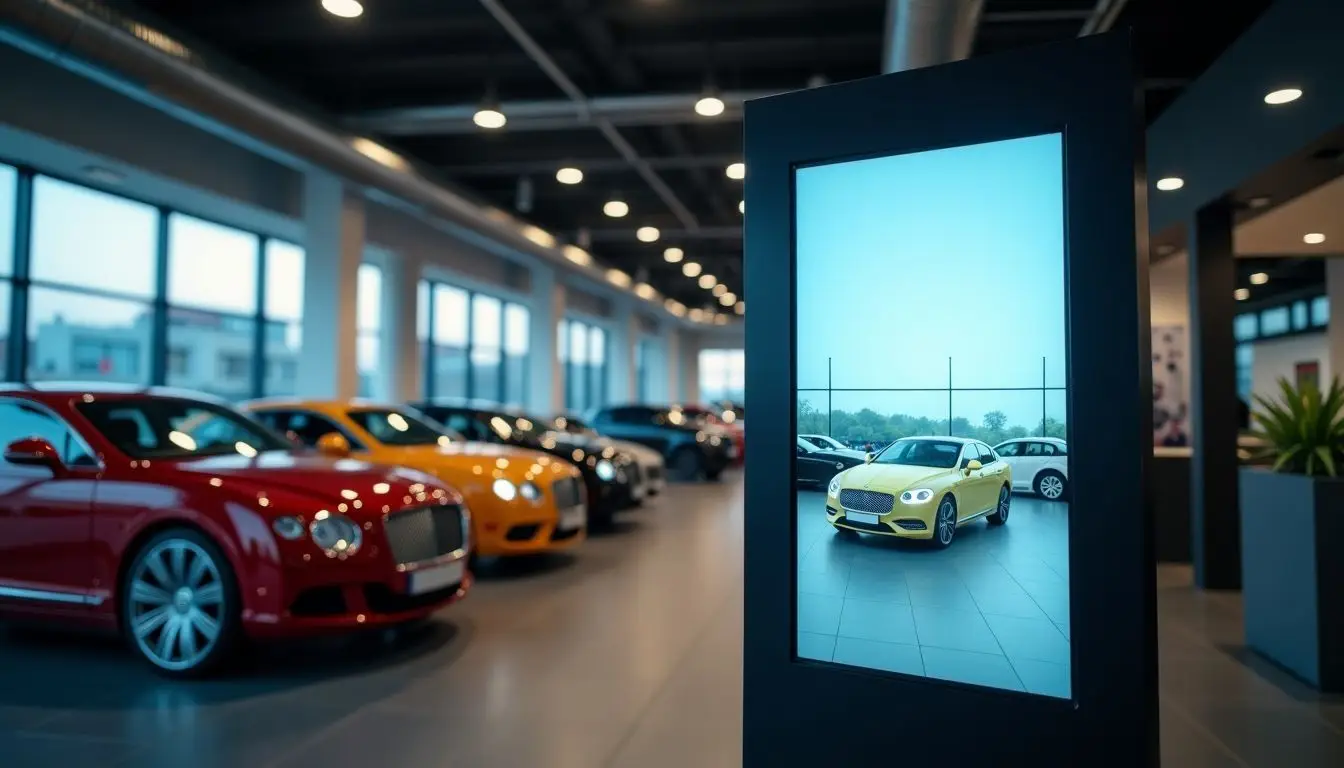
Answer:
[
  {"left": 795, "top": 489, "right": 1072, "bottom": 697},
  {"left": 2, "top": 474, "right": 1344, "bottom": 767}
]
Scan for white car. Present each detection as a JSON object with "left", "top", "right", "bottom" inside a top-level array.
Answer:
[
  {"left": 800, "top": 434, "right": 850, "bottom": 453},
  {"left": 552, "top": 416, "right": 667, "bottom": 498},
  {"left": 993, "top": 437, "right": 1069, "bottom": 500}
]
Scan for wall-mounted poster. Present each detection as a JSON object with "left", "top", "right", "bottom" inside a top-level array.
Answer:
[
  {"left": 1152, "top": 325, "right": 1189, "bottom": 447},
  {"left": 1295, "top": 360, "right": 1320, "bottom": 392}
]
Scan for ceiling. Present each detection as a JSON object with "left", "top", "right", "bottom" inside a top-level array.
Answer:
[{"left": 122, "top": 0, "right": 1273, "bottom": 310}]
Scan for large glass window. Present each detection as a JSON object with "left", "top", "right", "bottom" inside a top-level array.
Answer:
[
  {"left": 503, "top": 304, "right": 529, "bottom": 406},
  {"left": 470, "top": 294, "right": 502, "bottom": 401},
  {"left": 699, "top": 348, "right": 745, "bottom": 404},
  {"left": 420, "top": 279, "right": 530, "bottom": 406},
  {"left": 166, "top": 213, "right": 258, "bottom": 400},
  {"left": 431, "top": 283, "right": 469, "bottom": 399},
  {"left": 0, "top": 165, "right": 15, "bottom": 277},
  {"left": 358, "top": 263, "right": 384, "bottom": 399},
  {"left": 27, "top": 177, "right": 156, "bottom": 384},
  {"left": 263, "top": 240, "right": 304, "bottom": 396},
  {"left": 560, "top": 318, "right": 607, "bottom": 413}
]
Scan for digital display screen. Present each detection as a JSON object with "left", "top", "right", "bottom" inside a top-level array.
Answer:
[{"left": 793, "top": 133, "right": 1071, "bottom": 698}]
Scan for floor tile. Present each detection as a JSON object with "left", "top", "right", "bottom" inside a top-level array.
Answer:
[
  {"left": 837, "top": 600, "right": 918, "bottom": 645},
  {"left": 832, "top": 638, "right": 924, "bottom": 677},
  {"left": 843, "top": 572, "right": 911, "bottom": 603},
  {"left": 971, "top": 590, "right": 1051, "bottom": 620},
  {"left": 911, "top": 606, "right": 1002, "bottom": 655},
  {"left": 797, "top": 632, "right": 837, "bottom": 662},
  {"left": 1011, "top": 658, "right": 1072, "bottom": 699},
  {"left": 797, "top": 592, "right": 844, "bottom": 635},
  {"left": 797, "top": 567, "right": 849, "bottom": 597},
  {"left": 921, "top": 647, "right": 1024, "bottom": 692},
  {"left": 983, "top": 614, "right": 1071, "bottom": 665}
]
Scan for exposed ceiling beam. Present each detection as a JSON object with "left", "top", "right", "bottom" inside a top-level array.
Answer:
[
  {"left": 442, "top": 155, "right": 742, "bottom": 177},
  {"left": 981, "top": 10, "right": 1093, "bottom": 24},
  {"left": 344, "top": 91, "right": 773, "bottom": 136},
  {"left": 582, "top": 227, "right": 743, "bottom": 243},
  {"left": 882, "top": 0, "right": 984, "bottom": 74},
  {"left": 1079, "top": 0, "right": 1132, "bottom": 37}
]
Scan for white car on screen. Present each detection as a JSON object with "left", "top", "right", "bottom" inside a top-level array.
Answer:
[{"left": 992, "top": 437, "right": 1069, "bottom": 500}]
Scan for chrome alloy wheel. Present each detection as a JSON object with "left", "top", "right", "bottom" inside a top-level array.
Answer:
[
  {"left": 998, "top": 487, "right": 1010, "bottom": 520},
  {"left": 1040, "top": 475, "right": 1065, "bottom": 500},
  {"left": 128, "top": 539, "right": 225, "bottom": 672},
  {"left": 937, "top": 500, "right": 957, "bottom": 545}
]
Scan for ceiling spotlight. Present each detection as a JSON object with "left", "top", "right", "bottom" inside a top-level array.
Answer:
[
  {"left": 603, "top": 199, "right": 629, "bottom": 218},
  {"left": 663, "top": 247, "right": 684, "bottom": 263},
  {"left": 1235, "top": 288, "right": 1250, "bottom": 301},
  {"left": 719, "top": 292, "right": 737, "bottom": 307},
  {"left": 1264, "top": 88, "right": 1302, "bottom": 105},
  {"left": 636, "top": 226, "right": 661, "bottom": 243},
  {"left": 322, "top": 0, "right": 364, "bottom": 18},
  {"left": 734, "top": 301, "right": 745, "bottom": 315},
  {"left": 1305, "top": 233, "right": 1327, "bottom": 245},
  {"left": 606, "top": 269, "right": 632, "bottom": 288},
  {"left": 556, "top": 167, "right": 583, "bottom": 185},
  {"left": 726, "top": 162, "right": 745, "bottom": 180},
  {"left": 738, "top": 199, "right": 745, "bottom": 214},
  {"left": 714, "top": 314, "right": 729, "bottom": 326},
  {"left": 695, "top": 95, "right": 725, "bottom": 117},
  {"left": 688, "top": 308, "right": 706, "bottom": 323},
  {"left": 1249, "top": 272, "right": 1269, "bottom": 285},
  {"left": 634, "top": 283, "right": 657, "bottom": 300},
  {"left": 1155, "top": 177, "right": 1184, "bottom": 192},
  {"left": 698, "top": 274, "right": 716, "bottom": 289},
  {"left": 683, "top": 261, "right": 702, "bottom": 277},
  {"left": 712, "top": 283, "right": 728, "bottom": 297},
  {"left": 473, "top": 107, "right": 506, "bottom": 129}
]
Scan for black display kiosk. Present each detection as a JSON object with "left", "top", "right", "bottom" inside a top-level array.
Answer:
[{"left": 743, "top": 33, "right": 1157, "bottom": 767}]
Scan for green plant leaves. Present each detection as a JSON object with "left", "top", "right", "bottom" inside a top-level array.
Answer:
[{"left": 1252, "top": 376, "right": 1344, "bottom": 477}]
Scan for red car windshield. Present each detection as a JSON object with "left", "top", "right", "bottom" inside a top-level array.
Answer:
[{"left": 78, "top": 398, "right": 292, "bottom": 459}]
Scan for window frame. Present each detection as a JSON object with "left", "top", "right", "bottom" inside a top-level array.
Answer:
[
  {"left": 422, "top": 278, "right": 528, "bottom": 406},
  {"left": 0, "top": 395, "right": 102, "bottom": 469}
]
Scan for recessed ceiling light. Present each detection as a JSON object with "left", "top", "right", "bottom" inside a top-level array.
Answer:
[
  {"left": 698, "top": 274, "right": 716, "bottom": 289},
  {"left": 1155, "top": 177, "right": 1184, "bottom": 191},
  {"left": 473, "top": 108, "right": 506, "bottom": 129},
  {"left": 1304, "top": 232, "right": 1327, "bottom": 245},
  {"left": 562, "top": 245, "right": 592, "bottom": 266},
  {"left": 734, "top": 301, "right": 745, "bottom": 315},
  {"left": 83, "top": 165, "right": 126, "bottom": 185},
  {"left": 689, "top": 308, "right": 706, "bottom": 323},
  {"left": 322, "top": 0, "right": 364, "bottom": 18},
  {"left": 634, "top": 283, "right": 657, "bottom": 300},
  {"left": 556, "top": 167, "right": 583, "bottom": 185},
  {"left": 695, "top": 95, "right": 725, "bottom": 117},
  {"left": 1249, "top": 272, "right": 1269, "bottom": 285},
  {"left": 714, "top": 314, "right": 729, "bottom": 326},
  {"left": 712, "top": 283, "right": 728, "bottom": 297},
  {"left": 1234, "top": 288, "right": 1250, "bottom": 301},
  {"left": 726, "top": 162, "right": 745, "bottom": 180},
  {"left": 719, "top": 292, "right": 737, "bottom": 307},
  {"left": 636, "top": 226, "right": 661, "bottom": 243},
  {"left": 1264, "top": 88, "right": 1302, "bottom": 105},
  {"left": 738, "top": 200, "right": 745, "bottom": 214},
  {"left": 663, "top": 247, "right": 684, "bottom": 263},
  {"left": 603, "top": 199, "right": 629, "bottom": 218},
  {"left": 683, "top": 261, "right": 702, "bottom": 277},
  {"left": 606, "top": 269, "right": 632, "bottom": 288}
]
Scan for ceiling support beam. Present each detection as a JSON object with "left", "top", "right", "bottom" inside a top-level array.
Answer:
[
  {"left": 1079, "top": 0, "right": 1132, "bottom": 37},
  {"left": 477, "top": 0, "right": 698, "bottom": 230},
  {"left": 442, "top": 154, "right": 742, "bottom": 177},
  {"left": 882, "top": 0, "right": 984, "bottom": 74},
  {"left": 581, "top": 227, "right": 743, "bottom": 243}
]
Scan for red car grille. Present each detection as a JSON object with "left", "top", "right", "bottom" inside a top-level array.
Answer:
[{"left": 383, "top": 504, "right": 465, "bottom": 566}]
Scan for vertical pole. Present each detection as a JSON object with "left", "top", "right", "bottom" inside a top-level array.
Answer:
[
  {"left": 947, "top": 357, "right": 953, "bottom": 436},
  {"left": 464, "top": 291, "right": 476, "bottom": 401},
  {"left": 7, "top": 169, "right": 33, "bottom": 382},
  {"left": 826, "top": 356, "right": 832, "bottom": 437},
  {"left": 1042, "top": 356, "right": 1047, "bottom": 437},
  {"left": 250, "top": 236, "right": 268, "bottom": 398},
  {"left": 496, "top": 300, "right": 507, "bottom": 404},
  {"left": 424, "top": 280, "right": 436, "bottom": 399}
]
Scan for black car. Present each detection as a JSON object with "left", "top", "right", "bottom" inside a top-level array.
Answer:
[
  {"left": 413, "top": 401, "right": 640, "bottom": 524},
  {"left": 796, "top": 436, "right": 867, "bottom": 486},
  {"left": 586, "top": 405, "right": 734, "bottom": 481}
]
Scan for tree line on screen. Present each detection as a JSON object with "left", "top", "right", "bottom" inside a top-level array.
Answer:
[{"left": 797, "top": 399, "right": 1065, "bottom": 447}]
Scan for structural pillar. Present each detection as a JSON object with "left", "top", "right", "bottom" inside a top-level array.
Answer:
[
  {"left": 1327, "top": 258, "right": 1344, "bottom": 381},
  {"left": 607, "top": 297, "right": 635, "bottom": 403},
  {"left": 298, "top": 172, "right": 362, "bottom": 399},
  {"left": 527, "top": 266, "right": 562, "bottom": 413},
  {"left": 663, "top": 322, "right": 681, "bottom": 403},
  {"left": 1188, "top": 198, "right": 1240, "bottom": 590},
  {"left": 387, "top": 250, "right": 423, "bottom": 404}
]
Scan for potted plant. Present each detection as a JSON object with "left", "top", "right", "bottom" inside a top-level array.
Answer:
[{"left": 1240, "top": 377, "right": 1344, "bottom": 691}]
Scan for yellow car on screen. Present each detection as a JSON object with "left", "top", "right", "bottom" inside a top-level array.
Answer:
[
  {"left": 825, "top": 436, "right": 1011, "bottom": 548},
  {"left": 244, "top": 400, "right": 588, "bottom": 559}
]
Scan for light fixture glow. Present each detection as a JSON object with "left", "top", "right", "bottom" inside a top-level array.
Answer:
[
  {"left": 664, "top": 299, "right": 686, "bottom": 317},
  {"left": 1155, "top": 177, "right": 1184, "bottom": 191},
  {"left": 1304, "top": 232, "right": 1327, "bottom": 245},
  {"left": 606, "top": 269, "right": 632, "bottom": 287},
  {"left": 683, "top": 261, "right": 702, "bottom": 277},
  {"left": 663, "top": 247, "right": 684, "bottom": 263},
  {"left": 688, "top": 308, "right": 706, "bottom": 322},
  {"left": 1249, "top": 272, "right": 1269, "bottom": 285},
  {"left": 634, "top": 282, "right": 657, "bottom": 300},
  {"left": 714, "top": 314, "right": 729, "bottom": 325},
  {"left": 719, "top": 292, "right": 737, "bottom": 307},
  {"left": 734, "top": 301, "right": 745, "bottom": 315},
  {"left": 322, "top": 0, "right": 364, "bottom": 19},
  {"left": 695, "top": 96, "right": 725, "bottom": 117},
  {"left": 698, "top": 274, "right": 716, "bottom": 289},
  {"left": 636, "top": 226, "right": 661, "bottom": 242},
  {"left": 603, "top": 199, "right": 629, "bottom": 218},
  {"left": 1235, "top": 288, "right": 1250, "bottom": 301},
  {"left": 473, "top": 108, "right": 507, "bottom": 129},
  {"left": 1264, "top": 88, "right": 1302, "bottom": 105},
  {"left": 556, "top": 167, "right": 584, "bottom": 184},
  {"left": 738, "top": 199, "right": 745, "bottom": 214},
  {"left": 726, "top": 162, "right": 745, "bottom": 180},
  {"left": 562, "top": 245, "right": 592, "bottom": 266},
  {"left": 712, "top": 283, "right": 727, "bottom": 297}
]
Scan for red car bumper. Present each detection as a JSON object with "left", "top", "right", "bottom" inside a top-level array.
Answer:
[{"left": 241, "top": 567, "right": 472, "bottom": 639}]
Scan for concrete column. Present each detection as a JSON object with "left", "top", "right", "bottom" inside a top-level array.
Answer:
[
  {"left": 1327, "top": 258, "right": 1344, "bottom": 383},
  {"left": 387, "top": 250, "right": 423, "bottom": 404},
  {"left": 298, "top": 172, "right": 362, "bottom": 399},
  {"left": 526, "top": 266, "right": 562, "bottom": 414},
  {"left": 1189, "top": 198, "right": 1240, "bottom": 590},
  {"left": 607, "top": 298, "right": 635, "bottom": 403}
]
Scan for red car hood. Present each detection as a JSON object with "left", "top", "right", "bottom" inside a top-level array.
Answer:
[{"left": 169, "top": 451, "right": 448, "bottom": 510}]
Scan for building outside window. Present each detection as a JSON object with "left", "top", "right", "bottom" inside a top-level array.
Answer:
[
  {"left": 503, "top": 304, "right": 530, "bottom": 406},
  {"left": 357, "top": 263, "right": 384, "bottom": 399},
  {"left": 0, "top": 165, "right": 14, "bottom": 374},
  {"left": 699, "top": 348, "right": 746, "bottom": 405},
  {"left": 262, "top": 239, "right": 304, "bottom": 396}
]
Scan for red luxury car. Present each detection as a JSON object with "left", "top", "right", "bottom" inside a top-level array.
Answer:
[{"left": 0, "top": 384, "right": 472, "bottom": 677}]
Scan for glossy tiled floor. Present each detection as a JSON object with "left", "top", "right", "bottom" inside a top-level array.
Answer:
[
  {"left": 3, "top": 473, "right": 1344, "bottom": 766},
  {"left": 795, "top": 489, "right": 1072, "bottom": 697}
]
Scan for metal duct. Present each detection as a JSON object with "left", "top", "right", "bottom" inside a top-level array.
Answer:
[
  {"left": 0, "top": 0, "right": 589, "bottom": 275},
  {"left": 882, "top": 0, "right": 985, "bottom": 73}
]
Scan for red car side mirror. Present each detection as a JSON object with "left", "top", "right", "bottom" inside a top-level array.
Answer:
[{"left": 4, "top": 437, "right": 65, "bottom": 471}]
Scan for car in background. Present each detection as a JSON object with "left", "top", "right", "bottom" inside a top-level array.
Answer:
[
  {"left": 992, "top": 437, "right": 1069, "bottom": 500},
  {"left": 413, "top": 402, "right": 640, "bottom": 525},
  {"left": 796, "top": 436, "right": 867, "bottom": 486},
  {"left": 676, "top": 404, "right": 745, "bottom": 464},
  {"left": 586, "top": 405, "right": 735, "bottom": 481},
  {"left": 553, "top": 415, "right": 666, "bottom": 496},
  {"left": 826, "top": 437, "right": 1011, "bottom": 549},
  {"left": 800, "top": 433, "right": 860, "bottom": 455},
  {"left": 715, "top": 401, "right": 746, "bottom": 427},
  {"left": 0, "top": 384, "right": 470, "bottom": 677},
  {"left": 245, "top": 400, "right": 588, "bottom": 560}
]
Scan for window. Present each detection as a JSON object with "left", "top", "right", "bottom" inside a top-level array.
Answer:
[
  {"left": 996, "top": 441, "right": 1021, "bottom": 457},
  {"left": 470, "top": 293, "right": 502, "bottom": 402},
  {"left": 0, "top": 283, "right": 10, "bottom": 378},
  {"left": 166, "top": 214, "right": 259, "bottom": 400},
  {"left": 1233, "top": 313, "right": 1258, "bottom": 342},
  {"left": 699, "top": 348, "right": 746, "bottom": 404},
  {"left": 346, "top": 408, "right": 444, "bottom": 446},
  {"left": 30, "top": 176, "right": 157, "bottom": 297},
  {"left": 560, "top": 318, "right": 607, "bottom": 413},
  {"left": 27, "top": 288, "right": 151, "bottom": 384},
  {"left": 1312, "top": 296, "right": 1330, "bottom": 328},
  {"left": 421, "top": 280, "right": 529, "bottom": 407},
  {"left": 357, "top": 263, "right": 384, "bottom": 399},
  {"left": 262, "top": 239, "right": 304, "bottom": 396},
  {"left": 79, "top": 399, "right": 290, "bottom": 459},
  {"left": 167, "top": 348, "right": 190, "bottom": 376},
  {"left": 0, "top": 165, "right": 15, "bottom": 278},
  {"left": 0, "top": 399, "right": 96, "bottom": 467},
  {"left": 1236, "top": 343, "right": 1253, "bottom": 400},
  {"left": 254, "top": 409, "right": 362, "bottom": 450},
  {"left": 1260, "top": 306, "right": 1290, "bottom": 336},
  {"left": 503, "top": 304, "right": 529, "bottom": 406},
  {"left": 431, "top": 283, "right": 469, "bottom": 399},
  {"left": 1292, "top": 300, "right": 1309, "bottom": 331}
]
